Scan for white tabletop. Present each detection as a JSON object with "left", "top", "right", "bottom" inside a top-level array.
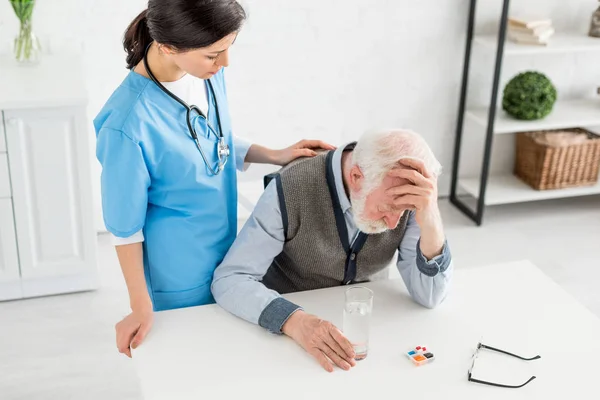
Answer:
[{"left": 133, "top": 260, "right": 600, "bottom": 399}]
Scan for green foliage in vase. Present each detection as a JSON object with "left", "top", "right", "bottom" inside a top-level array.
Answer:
[{"left": 9, "top": 0, "right": 41, "bottom": 62}]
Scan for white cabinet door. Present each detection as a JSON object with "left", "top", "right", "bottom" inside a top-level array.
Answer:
[
  {"left": 4, "top": 107, "right": 97, "bottom": 291},
  {"left": 0, "top": 111, "right": 6, "bottom": 152},
  {"left": 0, "top": 198, "right": 22, "bottom": 300},
  {"left": 0, "top": 153, "right": 11, "bottom": 198},
  {"left": 0, "top": 199, "right": 20, "bottom": 281}
]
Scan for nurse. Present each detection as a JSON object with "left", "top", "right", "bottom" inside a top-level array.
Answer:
[{"left": 94, "top": 0, "right": 333, "bottom": 357}]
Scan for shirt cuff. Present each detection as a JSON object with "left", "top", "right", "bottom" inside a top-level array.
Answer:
[
  {"left": 111, "top": 230, "right": 144, "bottom": 246},
  {"left": 258, "top": 297, "right": 302, "bottom": 334},
  {"left": 234, "top": 135, "right": 252, "bottom": 172},
  {"left": 415, "top": 239, "right": 452, "bottom": 277}
]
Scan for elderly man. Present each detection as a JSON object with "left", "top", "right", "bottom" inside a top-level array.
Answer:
[{"left": 211, "top": 129, "right": 453, "bottom": 372}]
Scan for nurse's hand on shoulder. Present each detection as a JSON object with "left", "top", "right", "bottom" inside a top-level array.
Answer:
[
  {"left": 272, "top": 139, "right": 336, "bottom": 166},
  {"left": 115, "top": 304, "right": 154, "bottom": 358},
  {"left": 282, "top": 310, "right": 356, "bottom": 372}
]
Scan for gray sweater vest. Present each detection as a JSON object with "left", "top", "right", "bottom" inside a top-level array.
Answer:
[{"left": 261, "top": 150, "right": 409, "bottom": 294}]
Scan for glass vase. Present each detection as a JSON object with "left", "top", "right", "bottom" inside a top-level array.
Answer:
[{"left": 13, "top": 19, "right": 42, "bottom": 64}]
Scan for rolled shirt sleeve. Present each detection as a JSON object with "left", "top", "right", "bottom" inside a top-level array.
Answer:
[
  {"left": 211, "top": 180, "right": 302, "bottom": 333},
  {"left": 396, "top": 211, "right": 453, "bottom": 309}
]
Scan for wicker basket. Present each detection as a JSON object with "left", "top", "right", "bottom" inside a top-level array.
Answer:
[{"left": 514, "top": 128, "right": 600, "bottom": 190}]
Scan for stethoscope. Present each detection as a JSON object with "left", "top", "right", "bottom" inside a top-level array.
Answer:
[{"left": 143, "top": 43, "right": 230, "bottom": 175}]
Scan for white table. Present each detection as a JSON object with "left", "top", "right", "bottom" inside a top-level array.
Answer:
[{"left": 133, "top": 261, "right": 600, "bottom": 399}]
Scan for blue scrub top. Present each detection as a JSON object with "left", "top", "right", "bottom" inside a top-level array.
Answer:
[{"left": 94, "top": 69, "right": 240, "bottom": 311}]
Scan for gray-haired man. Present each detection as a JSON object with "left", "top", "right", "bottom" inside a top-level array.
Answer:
[{"left": 211, "top": 129, "right": 453, "bottom": 372}]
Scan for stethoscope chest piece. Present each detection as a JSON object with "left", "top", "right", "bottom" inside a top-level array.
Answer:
[{"left": 218, "top": 138, "right": 230, "bottom": 171}]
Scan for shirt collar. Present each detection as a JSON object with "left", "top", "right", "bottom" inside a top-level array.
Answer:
[{"left": 331, "top": 142, "right": 355, "bottom": 214}]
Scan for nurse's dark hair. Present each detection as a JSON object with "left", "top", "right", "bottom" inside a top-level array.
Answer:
[{"left": 123, "top": 0, "right": 246, "bottom": 70}]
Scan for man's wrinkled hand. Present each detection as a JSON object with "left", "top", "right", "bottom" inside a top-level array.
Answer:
[
  {"left": 282, "top": 310, "right": 356, "bottom": 372},
  {"left": 386, "top": 158, "right": 445, "bottom": 258},
  {"left": 385, "top": 158, "right": 442, "bottom": 231}
]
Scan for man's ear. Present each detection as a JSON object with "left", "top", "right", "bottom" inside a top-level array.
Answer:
[{"left": 349, "top": 165, "right": 364, "bottom": 193}]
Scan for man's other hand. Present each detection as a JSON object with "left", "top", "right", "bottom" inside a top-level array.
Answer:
[{"left": 282, "top": 310, "right": 356, "bottom": 372}]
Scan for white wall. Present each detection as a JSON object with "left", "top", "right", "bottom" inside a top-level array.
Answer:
[
  {"left": 460, "top": 0, "right": 600, "bottom": 180},
  {"left": 0, "top": 0, "right": 598, "bottom": 231},
  {"left": 0, "top": 0, "right": 147, "bottom": 231}
]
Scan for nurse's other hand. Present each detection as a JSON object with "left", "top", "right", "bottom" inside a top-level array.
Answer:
[
  {"left": 272, "top": 140, "right": 336, "bottom": 166},
  {"left": 115, "top": 308, "right": 154, "bottom": 358},
  {"left": 281, "top": 310, "right": 356, "bottom": 372}
]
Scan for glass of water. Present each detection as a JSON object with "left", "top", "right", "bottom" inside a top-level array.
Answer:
[{"left": 343, "top": 286, "right": 373, "bottom": 361}]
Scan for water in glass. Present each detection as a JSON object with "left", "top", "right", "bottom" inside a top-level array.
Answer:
[{"left": 343, "top": 287, "right": 373, "bottom": 360}]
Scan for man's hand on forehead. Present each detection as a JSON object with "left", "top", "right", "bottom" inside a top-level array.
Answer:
[
  {"left": 383, "top": 158, "right": 438, "bottom": 212},
  {"left": 391, "top": 158, "right": 433, "bottom": 180}
]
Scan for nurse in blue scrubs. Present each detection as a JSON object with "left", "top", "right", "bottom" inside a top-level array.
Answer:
[{"left": 94, "top": 0, "right": 333, "bottom": 357}]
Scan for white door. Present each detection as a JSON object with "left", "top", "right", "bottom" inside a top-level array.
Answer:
[{"left": 4, "top": 107, "right": 97, "bottom": 292}]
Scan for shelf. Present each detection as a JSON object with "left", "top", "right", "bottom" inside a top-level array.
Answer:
[
  {"left": 459, "top": 175, "right": 600, "bottom": 205},
  {"left": 466, "top": 99, "right": 600, "bottom": 135},
  {"left": 474, "top": 33, "right": 600, "bottom": 56}
]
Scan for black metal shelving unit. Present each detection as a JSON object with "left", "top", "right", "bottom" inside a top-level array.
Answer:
[{"left": 450, "top": 0, "right": 512, "bottom": 226}]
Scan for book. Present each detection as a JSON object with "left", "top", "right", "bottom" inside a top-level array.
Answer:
[
  {"left": 508, "top": 27, "right": 555, "bottom": 42},
  {"left": 508, "top": 24, "right": 554, "bottom": 37},
  {"left": 508, "top": 16, "right": 552, "bottom": 29},
  {"left": 508, "top": 33, "right": 549, "bottom": 46}
]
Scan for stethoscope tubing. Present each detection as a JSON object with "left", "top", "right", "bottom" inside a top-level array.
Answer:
[{"left": 143, "top": 43, "right": 229, "bottom": 175}]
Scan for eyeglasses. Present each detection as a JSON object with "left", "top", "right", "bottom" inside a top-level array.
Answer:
[{"left": 468, "top": 342, "right": 541, "bottom": 389}]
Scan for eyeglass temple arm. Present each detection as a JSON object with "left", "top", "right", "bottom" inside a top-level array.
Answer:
[
  {"left": 480, "top": 344, "right": 541, "bottom": 361},
  {"left": 469, "top": 375, "right": 537, "bottom": 389}
]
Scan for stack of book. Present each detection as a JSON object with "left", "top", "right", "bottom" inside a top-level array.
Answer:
[{"left": 507, "top": 16, "right": 554, "bottom": 46}]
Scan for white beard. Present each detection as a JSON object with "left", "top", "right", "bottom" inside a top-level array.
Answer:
[{"left": 350, "top": 191, "right": 391, "bottom": 234}]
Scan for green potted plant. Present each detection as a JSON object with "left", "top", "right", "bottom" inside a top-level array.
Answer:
[
  {"left": 9, "top": 0, "right": 42, "bottom": 64},
  {"left": 502, "top": 71, "right": 557, "bottom": 120}
]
